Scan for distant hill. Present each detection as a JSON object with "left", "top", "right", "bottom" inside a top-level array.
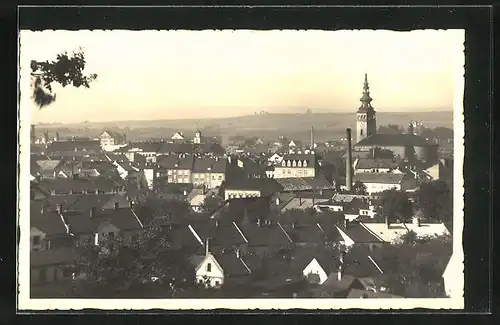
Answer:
[{"left": 34, "top": 111, "right": 453, "bottom": 143}]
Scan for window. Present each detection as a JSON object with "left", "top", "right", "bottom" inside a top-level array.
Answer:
[
  {"left": 206, "top": 263, "right": 212, "bottom": 272},
  {"left": 297, "top": 161, "right": 302, "bottom": 167},
  {"left": 198, "top": 279, "right": 203, "bottom": 284},
  {"left": 360, "top": 129, "right": 364, "bottom": 136},
  {"left": 292, "top": 161, "right": 297, "bottom": 167},
  {"left": 215, "top": 281, "right": 220, "bottom": 286},
  {"left": 218, "top": 175, "right": 222, "bottom": 180},
  {"left": 32, "top": 236, "right": 41, "bottom": 246},
  {"left": 282, "top": 161, "right": 286, "bottom": 166},
  {"left": 287, "top": 161, "right": 291, "bottom": 167},
  {"left": 168, "top": 170, "right": 172, "bottom": 175}
]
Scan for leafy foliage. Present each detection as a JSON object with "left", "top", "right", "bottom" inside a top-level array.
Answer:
[
  {"left": 376, "top": 235, "right": 452, "bottom": 298},
  {"left": 414, "top": 180, "right": 452, "bottom": 224},
  {"left": 30, "top": 48, "right": 98, "bottom": 109},
  {"left": 374, "top": 189, "right": 413, "bottom": 224},
  {"left": 352, "top": 181, "right": 368, "bottom": 195},
  {"left": 72, "top": 220, "right": 199, "bottom": 297},
  {"left": 200, "top": 194, "right": 225, "bottom": 216},
  {"left": 377, "top": 124, "right": 405, "bottom": 134}
]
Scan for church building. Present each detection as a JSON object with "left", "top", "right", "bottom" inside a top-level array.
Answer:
[{"left": 352, "top": 74, "right": 438, "bottom": 164}]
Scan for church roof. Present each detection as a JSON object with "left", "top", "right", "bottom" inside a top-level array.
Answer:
[{"left": 354, "top": 133, "right": 433, "bottom": 147}]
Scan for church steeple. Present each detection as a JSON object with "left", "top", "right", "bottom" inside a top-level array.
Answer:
[
  {"left": 358, "top": 73, "right": 374, "bottom": 112},
  {"left": 355, "top": 73, "right": 377, "bottom": 144}
]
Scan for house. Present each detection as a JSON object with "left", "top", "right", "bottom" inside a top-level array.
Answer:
[
  {"left": 275, "top": 176, "right": 335, "bottom": 193},
  {"left": 265, "top": 165, "right": 275, "bottom": 179},
  {"left": 237, "top": 221, "right": 293, "bottom": 255},
  {"left": 274, "top": 153, "right": 316, "bottom": 179},
  {"left": 352, "top": 172, "right": 417, "bottom": 195},
  {"left": 33, "top": 160, "right": 64, "bottom": 179},
  {"left": 354, "top": 158, "right": 400, "bottom": 174},
  {"left": 335, "top": 222, "right": 385, "bottom": 248},
  {"left": 268, "top": 153, "right": 283, "bottom": 165},
  {"left": 113, "top": 161, "right": 141, "bottom": 180},
  {"left": 223, "top": 178, "right": 283, "bottom": 201},
  {"left": 116, "top": 142, "right": 164, "bottom": 162},
  {"left": 99, "top": 130, "right": 127, "bottom": 152},
  {"left": 30, "top": 247, "right": 76, "bottom": 285},
  {"left": 282, "top": 222, "right": 343, "bottom": 247},
  {"left": 360, "top": 221, "right": 451, "bottom": 245},
  {"left": 191, "top": 241, "right": 252, "bottom": 288},
  {"left": 189, "top": 189, "right": 208, "bottom": 213},
  {"left": 171, "top": 132, "right": 185, "bottom": 141},
  {"left": 46, "top": 140, "right": 102, "bottom": 158},
  {"left": 36, "top": 177, "right": 123, "bottom": 196},
  {"left": 192, "top": 157, "right": 227, "bottom": 189},
  {"left": 77, "top": 160, "right": 116, "bottom": 178},
  {"left": 314, "top": 196, "right": 376, "bottom": 221},
  {"left": 157, "top": 155, "right": 194, "bottom": 184}
]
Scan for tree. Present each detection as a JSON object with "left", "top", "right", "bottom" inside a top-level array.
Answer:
[
  {"left": 72, "top": 220, "right": 198, "bottom": 297},
  {"left": 375, "top": 189, "right": 413, "bottom": 224},
  {"left": 200, "top": 194, "right": 224, "bottom": 216},
  {"left": 414, "top": 180, "right": 452, "bottom": 224},
  {"left": 30, "top": 48, "right": 98, "bottom": 109},
  {"left": 377, "top": 124, "right": 405, "bottom": 134},
  {"left": 352, "top": 181, "right": 368, "bottom": 195},
  {"left": 373, "top": 147, "right": 395, "bottom": 159}
]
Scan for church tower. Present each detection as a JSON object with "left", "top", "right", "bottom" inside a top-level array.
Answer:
[{"left": 356, "top": 74, "right": 377, "bottom": 144}]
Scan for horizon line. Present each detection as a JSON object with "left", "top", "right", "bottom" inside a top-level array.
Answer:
[{"left": 34, "top": 110, "right": 453, "bottom": 125}]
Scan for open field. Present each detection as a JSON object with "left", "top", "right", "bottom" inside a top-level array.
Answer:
[{"left": 33, "top": 111, "right": 453, "bottom": 144}]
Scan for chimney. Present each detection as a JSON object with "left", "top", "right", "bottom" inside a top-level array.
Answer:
[
  {"left": 257, "top": 218, "right": 261, "bottom": 227},
  {"left": 310, "top": 125, "right": 314, "bottom": 150},
  {"left": 346, "top": 128, "right": 353, "bottom": 192},
  {"left": 385, "top": 215, "right": 390, "bottom": 229},
  {"left": 31, "top": 124, "right": 35, "bottom": 143},
  {"left": 276, "top": 196, "right": 280, "bottom": 206},
  {"left": 337, "top": 264, "right": 343, "bottom": 281},
  {"left": 56, "top": 204, "right": 63, "bottom": 214},
  {"left": 339, "top": 250, "right": 345, "bottom": 266},
  {"left": 205, "top": 237, "right": 211, "bottom": 256},
  {"left": 114, "top": 202, "right": 119, "bottom": 210},
  {"left": 299, "top": 197, "right": 302, "bottom": 206},
  {"left": 215, "top": 219, "right": 219, "bottom": 228},
  {"left": 183, "top": 189, "right": 187, "bottom": 196},
  {"left": 291, "top": 221, "right": 296, "bottom": 229},
  {"left": 343, "top": 219, "right": 348, "bottom": 228},
  {"left": 40, "top": 204, "right": 44, "bottom": 215},
  {"left": 90, "top": 207, "right": 96, "bottom": 218},
  {"left": 236, "top": 249, "right": 240, "bottom": 259}
]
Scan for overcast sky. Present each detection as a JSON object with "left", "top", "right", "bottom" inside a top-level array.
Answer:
[{"left": 20, "top": 29, "right": 464, "bottom": 124}]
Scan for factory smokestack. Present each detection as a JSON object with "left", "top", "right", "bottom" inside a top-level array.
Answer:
[
  {"left": 310, "top": 126, "right": 314, "bottom": 151},
  {"left": 31, "top": 125, "right": 35, "bottom": 144},
  {"left": 346, "top": 128, "right": 353, "bottom": 192}
]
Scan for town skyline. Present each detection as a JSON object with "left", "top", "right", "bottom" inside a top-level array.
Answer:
[{"left": 20, "top": 29, "right": 464, "bottom": 124}]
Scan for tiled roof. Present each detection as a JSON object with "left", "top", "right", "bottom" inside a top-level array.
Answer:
[
  {"left": 281, "top": 153, "right": 316, "bottom": 167},
  {"left": 353, "top": 172, "right": 405, "bottom": 184},
  {"left": 31, "top": 208, "right": 68, "bottom": 237},
  {"left": 282, "top": 223, "right": 338, "bottom": 244},
  {"left": 46, "top": 140, "right": 101, "bottom": 153},
  {"left": 119, "top": 142, "right": 163, "bottom": 153},
  {"left": 337, "top": 223, "right": 384, "bottom": 244},
  {"left": 38, "top": 178, "right": 119, "bottom": 194},
  {"left": 225, "top": 178, "right": 283, "bottom": 195},
  {"left": 276, "top": 177, "right": 335, "bottom": 192},
  {"left": 214, "top": 252, "right": 252, "bottom": 277},
  {"left": 195, "top": 143, "right": 225, "bottom": 155},
  {"left": 238, "top": 223, "right": 292, "bottom": 247},
  {"left": 31, "top": 247, "right": 76, "bottom": 267},
  {"left": 290, "top": 246, "right": 341, "bottom": 275},
  {"left": 80, "top": 161, "right": 115, "bottom": 173},
  {"left": 45, "top": 194, "right": 115, "bottom": 212},
  {"left": 355, "top": 158, "right": 399, "bottom": 170},
  {"left": 360, "top": 222, "right": 451, "bottom": 244},
  {"left": 211, "top": 159, "right": 228, "bottom": 173},
  {"left": 354, "top": 133, "right": 433, "bottom": 147},
  {"left": 343, "top": 246, "right": 385, "bottom": 278},
  {"left": 192, "top": 158, "right": 214, "bottom": 172},
  {"left": 98, "top": 208, "right": 143, "bottom": 231},
  {"left": 158, "top": 143, "right": 194, "bottom": 154},
  {"left": 36, "top": 160, "right": 62, "bottom": 171},
  {"left": 191, "top": 221, "right": 247, "bottom": 247}
]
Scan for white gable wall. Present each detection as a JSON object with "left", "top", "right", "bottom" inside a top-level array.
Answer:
[
  {"left": 303, "top": 258, "right": 329, "bottom": 285},
  {"left": 195, "top": 254, "right": 224, "bottom": 287}
]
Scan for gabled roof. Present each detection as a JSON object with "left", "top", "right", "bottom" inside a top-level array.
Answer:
[
  {"left": 355, "top": 158, "right": 399, "bottom": 170},
  {"left": 97, "top": 208, "right": 143, "bottom": 231},
  {"left": 290, "top": 246, "right": 341, "bottom": 275},
  {"left": 36, "top": 160, "right": 62, "bottom": 171},
  {"left": 275, "top": 176, "right": 335, "bottom": 192},
  {"left": 282, "top": 223, "right": 339, "bottom": 244},
  {"left": 45, "top": 194, "right": 115, "bottom": 212},
  {"left": 354, "top": 133, "right": 433, "bottom": 147},
  {"left": 211, "top": 159, "right": 228, "bottom": 173},
  {"left": 192, "top": 158, "right": 214, "bottom": 172},
  {"left": 238, "top": 223, "right": 292, "bottom": 247},
  {"left": 101, "top": 130, "right": 124, "bottom": 140},
  {"left": 213, "top": 251, "right": 252, "bottom": 277},
  {"left": 337, "top": 223, "right": 385, "bottom": 244},
  {"left": 46, "top": 140, "right": 101, "bottom": 153},
  {"left": 360, "top": 222, "right": 451, "bottom": 244},
  {"left": 225, "top": 178, "right": 283, "bottom": 196},
  {"left": 191, "top": 221, "right": 247, "bottom": 247},
  {"left": 353, "top": 172, "right": 406, "bottom": 184},
  {"left": 37, "top": 178, "right": 119, "bottom": 194},
  {"left": 31, "top": 208, "right": 68, "bottom": 237}
]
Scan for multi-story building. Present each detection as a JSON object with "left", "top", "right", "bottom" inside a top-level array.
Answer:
[{"left": 273, "top": 153, "right": 316, "bottom": 179}]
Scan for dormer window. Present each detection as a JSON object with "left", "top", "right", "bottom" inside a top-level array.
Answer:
[
  {"left": 303, "top": 161, "right": 308, "bottom": 167},
  {"left": 292, "top": 161, "right": 297, "bottom": 167},
  {"left": 297, "top": 161, "right": 302, "bottom": 167},
  {"left": 206, "top": 263, "right": 212, "bottom": 272},
  {"left": 287, "top": 161, "right": 291, "bottom": 167},
  {"left": 282, "top": 161, "right": 286, "bottom": 167}
]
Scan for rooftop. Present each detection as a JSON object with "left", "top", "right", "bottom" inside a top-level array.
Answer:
[
  {"left": 353, "top": 172, "right": 406, "bottom": 184},
  {"left": 354, "top": 133, "right": 434, "bottom": 147}
]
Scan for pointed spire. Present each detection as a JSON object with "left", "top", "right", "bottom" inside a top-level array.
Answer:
[{"left": 358, "top": 73, "right": 374, "bottom": 112}]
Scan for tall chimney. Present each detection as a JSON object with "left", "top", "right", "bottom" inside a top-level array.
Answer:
[
  {"left": 90, "top": 207, "right": 96, "bottom": 218},
  {"left": 215, "top": 219, "right": 219, "bottom": 228},
  {"left": 31, "top": 124, "right": 35, "bottom": 143},
  {"left": 114, "top": 202, "right": 119, "bottom": 210},
  {"left": 346, "top": 128, "right": 353, "bottom": 192},
  {"left": 205, "top": 237, "right": 211, "bottom": 256},
  {"left": 385, "top": 215, "right": 390, "bottom": 229},
  {"left": 310, "top": 126, "right": 314, "bottom": 150}
]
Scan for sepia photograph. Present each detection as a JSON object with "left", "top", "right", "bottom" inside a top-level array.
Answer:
[{"left": 18, "top": 28, "right": 465, "bottom": 310}]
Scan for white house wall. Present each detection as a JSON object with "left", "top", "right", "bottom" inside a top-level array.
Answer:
[
  {"left": 302, "top": 258, "right": 329, "bottom": 285},
  {"left": 195, "top": 255, "right": 224, "bottom": 287}
]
